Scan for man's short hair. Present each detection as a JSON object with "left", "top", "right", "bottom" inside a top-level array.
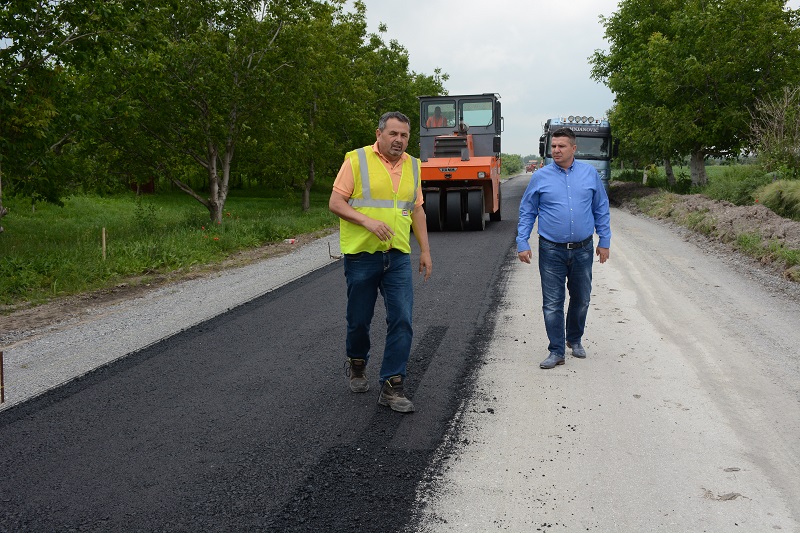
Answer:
[
  {"left": 552, "top": 127, "right": 576, "bottom": 144},
  {"left": 378, "top": 111, "right": 411, "bottom": 131}
]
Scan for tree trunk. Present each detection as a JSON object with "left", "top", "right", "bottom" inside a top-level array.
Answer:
[
  {"left": 302, "top": 96, "right": 317, "bottom": 212},
  {"left": 303, "top": 157, "right": 314, "bottom": 212},
  {"left": 207, "top": 141, "right": 222, "bottom": 224},
  {"left": 690, "top": 151, "right": 707, "bottom": 186},
  {"left": 0, "top": 161, "right": 6, "bottom": 233},
  {"left": 664, "top": 158, "right": 676, "bottom": 187},
  {"left": 204, "top": 139, "right": 233, "bottom": 225}
]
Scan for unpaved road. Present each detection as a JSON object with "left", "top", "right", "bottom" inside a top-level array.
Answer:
[{"left": 414, "top": 186, "right": 800, "bottom": 532}]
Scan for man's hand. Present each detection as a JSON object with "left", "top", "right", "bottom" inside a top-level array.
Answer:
[
  {"left": 418, "top": 250, "right": 432, "bottom": 281},
  {"left": 518, "top": 250, "right": 532, "bottom": 264},
  {"left": 363, "top": 218, "right": 395, "bottom": 241},
  {"left": 330, "top": 191, "right": 396, "bottom": 241},
  {"left": 596, "top": 247, "right": 610, "bottom": 264}
]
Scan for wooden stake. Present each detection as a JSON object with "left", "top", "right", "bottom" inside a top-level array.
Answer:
[{"left": 102, "top": 227, "right": 107, "bottom": 261}]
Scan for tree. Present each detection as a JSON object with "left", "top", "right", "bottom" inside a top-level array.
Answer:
[
  {"left": 1, "top": 0, "right": 450, "bottom": 229},
  {"left": 106, "top": 0, "right": 313, "bottom": 224},
  {"left": 750, "top": 85, "right": 800, "bottom": 177},
  {"left": 251, "top": 0, "right": 447, "bottom": 211},
  {"left": 592, "top": 0, "right": 800, "bottom": 186},
  {"left": 0, "top": 0, "right": 129, "bottom": 229},
  {"left": 501, "top": 153, "right": 523, "bottom": 176},
  {"left": 267, "top": 0, "right": 375, "bottom": 211}
]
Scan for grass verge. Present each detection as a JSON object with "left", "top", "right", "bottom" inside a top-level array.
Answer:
[{"left": 0, "top": 188, "right": 338, "bottom": 309}]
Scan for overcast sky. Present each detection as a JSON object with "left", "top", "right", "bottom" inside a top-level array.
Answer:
[
  {"left": 355, "top": 0, "right": 800, "bottom": 157},
  {"left": 355, "top": 0, "right": 619, "bottom": 156}
]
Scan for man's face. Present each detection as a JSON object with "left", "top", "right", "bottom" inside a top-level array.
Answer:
[
  {"left": 551, "top": 136, "right": 577, "bottom": 168},
  {"left": 376, "top": 118, "right": 410, "bottom": 161}
]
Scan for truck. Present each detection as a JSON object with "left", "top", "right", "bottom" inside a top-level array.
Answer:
[
  {"left": 418, "top": 93, "right": 502, "bottom": 231},
  {"left": 539, "top": 116, "right": 616, "bottom": 190}
]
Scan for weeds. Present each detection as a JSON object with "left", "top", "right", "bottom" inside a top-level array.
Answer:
[{"left": 758, "top": 180, "right": 800, "bottom": 220}]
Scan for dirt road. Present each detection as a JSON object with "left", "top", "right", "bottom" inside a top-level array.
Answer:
[{"left": 414, "top": 204, "right": 800, "bottom": 532}]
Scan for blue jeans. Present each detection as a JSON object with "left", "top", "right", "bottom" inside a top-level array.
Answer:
[
  {"left": 538, "top": 238, "right": 594, "bottom": 356},
  {"left": 343, "top": 249, "right": 414, "bottom": 383}
]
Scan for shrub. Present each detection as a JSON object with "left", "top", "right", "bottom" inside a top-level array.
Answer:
[
  {"left": 757, "top": 180, "right": 800, "bottom": 220},
  {"left": 703, "top": 165, "right": 772, "bottom": 205},
  {"left": 614, "top": 169, "right": 644, "bottom": 183}
]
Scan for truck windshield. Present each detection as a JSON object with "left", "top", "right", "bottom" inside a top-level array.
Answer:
[
  {"left": 574, "top": 136, "right": 610, "bottom": 159},
  {"left": 423, "top": 101, "right": 455, "bottom": 128},
  {"left": 462, "top": 100, "right": 493, "bottom": 127}
]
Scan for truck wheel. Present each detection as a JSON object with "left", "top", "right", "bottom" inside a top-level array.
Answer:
[
  {"left": 466, "top": 189, "right": 485, "bottom": 231},
  {"left": 489, "top": 188, "right": 502, "bottom": 222},
  {"left": 424, "top": 191, "right": 443, "bottom": 232},
  {"left": 445, "top": 190, "right": 464, "bottom": 231}
]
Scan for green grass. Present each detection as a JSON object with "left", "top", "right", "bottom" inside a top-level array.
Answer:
[{"left": 0, "top": 188, "right": 338, "bottom": 307}]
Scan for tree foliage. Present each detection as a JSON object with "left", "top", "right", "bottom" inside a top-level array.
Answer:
[
  {"left": 591, "top": 0, "right": 800, "bottom": 185},
  {"left": 501, "top": 153, "right": 523, "bottom": 176},
  {"left": 0, "top": 0, "right": 448, "bottom": 226}
]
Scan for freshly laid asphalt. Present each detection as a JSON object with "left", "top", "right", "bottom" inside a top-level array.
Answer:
[{"left": 0, "top": 179, "right": 524, "bottom": 532}]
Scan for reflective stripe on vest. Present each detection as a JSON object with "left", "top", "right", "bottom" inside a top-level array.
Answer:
[{"left": 348, "top": 148, "right": 418, "bottom": 211}]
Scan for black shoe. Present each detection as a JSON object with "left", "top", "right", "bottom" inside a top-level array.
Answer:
[
  {"left": 378, "top": 375, "right": 415, "bottom": 413},
  {"left": 346, "top": 358, "right": 369, "bottom": 393}
]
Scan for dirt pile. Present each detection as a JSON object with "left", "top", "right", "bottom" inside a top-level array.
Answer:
[{"left": 610, "top": 182, "right": 800, "bottom": 281}]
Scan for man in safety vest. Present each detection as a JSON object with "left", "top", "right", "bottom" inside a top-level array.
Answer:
[
  {"left": 329, "top": 111, "right": 433, "bottom": 413},
  {"left": 425, "top": 106, "right": 447, "bottom": 128}
]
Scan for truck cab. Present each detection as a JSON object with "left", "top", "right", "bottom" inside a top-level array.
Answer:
[{"left": 539, "top": 116, "right": 616, "bottom": 190}]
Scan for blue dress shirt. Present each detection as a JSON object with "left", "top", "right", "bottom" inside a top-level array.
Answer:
[{"left": 516, "top": 160, "right": 611, "bottom": 252}]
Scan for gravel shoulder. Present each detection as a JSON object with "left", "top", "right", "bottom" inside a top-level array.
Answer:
[
  {"left": 412, "top": 202, "right": 800, "bottom": 531},
  {"left": 0, "top": 233, "right": 342, "bottom": 410}
]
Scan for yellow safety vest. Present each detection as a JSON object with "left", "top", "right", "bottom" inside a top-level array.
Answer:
[{"left": 339, "top": 147, "right": 420, "bottom": 254}]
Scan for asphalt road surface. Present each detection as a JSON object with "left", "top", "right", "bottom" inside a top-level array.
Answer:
[
  {"left": 2, "top": 176, "right": 799, "bottom": 532},
  {"left": 0, "top": 179, "right": 519, "bottom": 532}
]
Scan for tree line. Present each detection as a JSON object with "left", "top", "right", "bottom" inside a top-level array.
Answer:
[
  {"left": 590, "top": 0, "right": 800, "bottom": 186},
  {"left": 0, "top": 0, "right": 448, "bottom": 230}
]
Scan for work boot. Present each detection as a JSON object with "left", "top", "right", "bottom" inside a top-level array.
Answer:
[
  {"left": 378, "top": 375, "right": 415, "bottom": 413},
  {"left": 346, "top": 358, "right": 369, "bottom": 393},
  {"left": 567, "top": 341, "right": 587, "bottom": 359}
]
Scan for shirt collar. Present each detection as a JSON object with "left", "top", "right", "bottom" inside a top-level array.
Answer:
[
  {"left": 371, "top": 142, "right": 407, "bottom": 166},
  {"left": 555, "top": 159, "right": 575, "bottom": 173}
]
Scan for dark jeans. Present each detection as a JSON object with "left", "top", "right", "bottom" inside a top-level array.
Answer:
[
  {"left": 343, "top": 249, "right": 413, "bottom": 383},
  {"left": 538, "top": 238, "right": 594, "bottom": 356}
]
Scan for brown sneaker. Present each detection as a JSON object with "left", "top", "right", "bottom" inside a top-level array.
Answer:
[
  {"left": 378, "top": 375, "right": 415, "bottom": 413},
  {"left": 346, "top": 358, "right": 369, "bottom": 393}
]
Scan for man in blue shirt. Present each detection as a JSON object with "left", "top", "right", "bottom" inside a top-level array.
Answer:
[{"left": 516, "top": 127, "right": 611, "bottom": 369}]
